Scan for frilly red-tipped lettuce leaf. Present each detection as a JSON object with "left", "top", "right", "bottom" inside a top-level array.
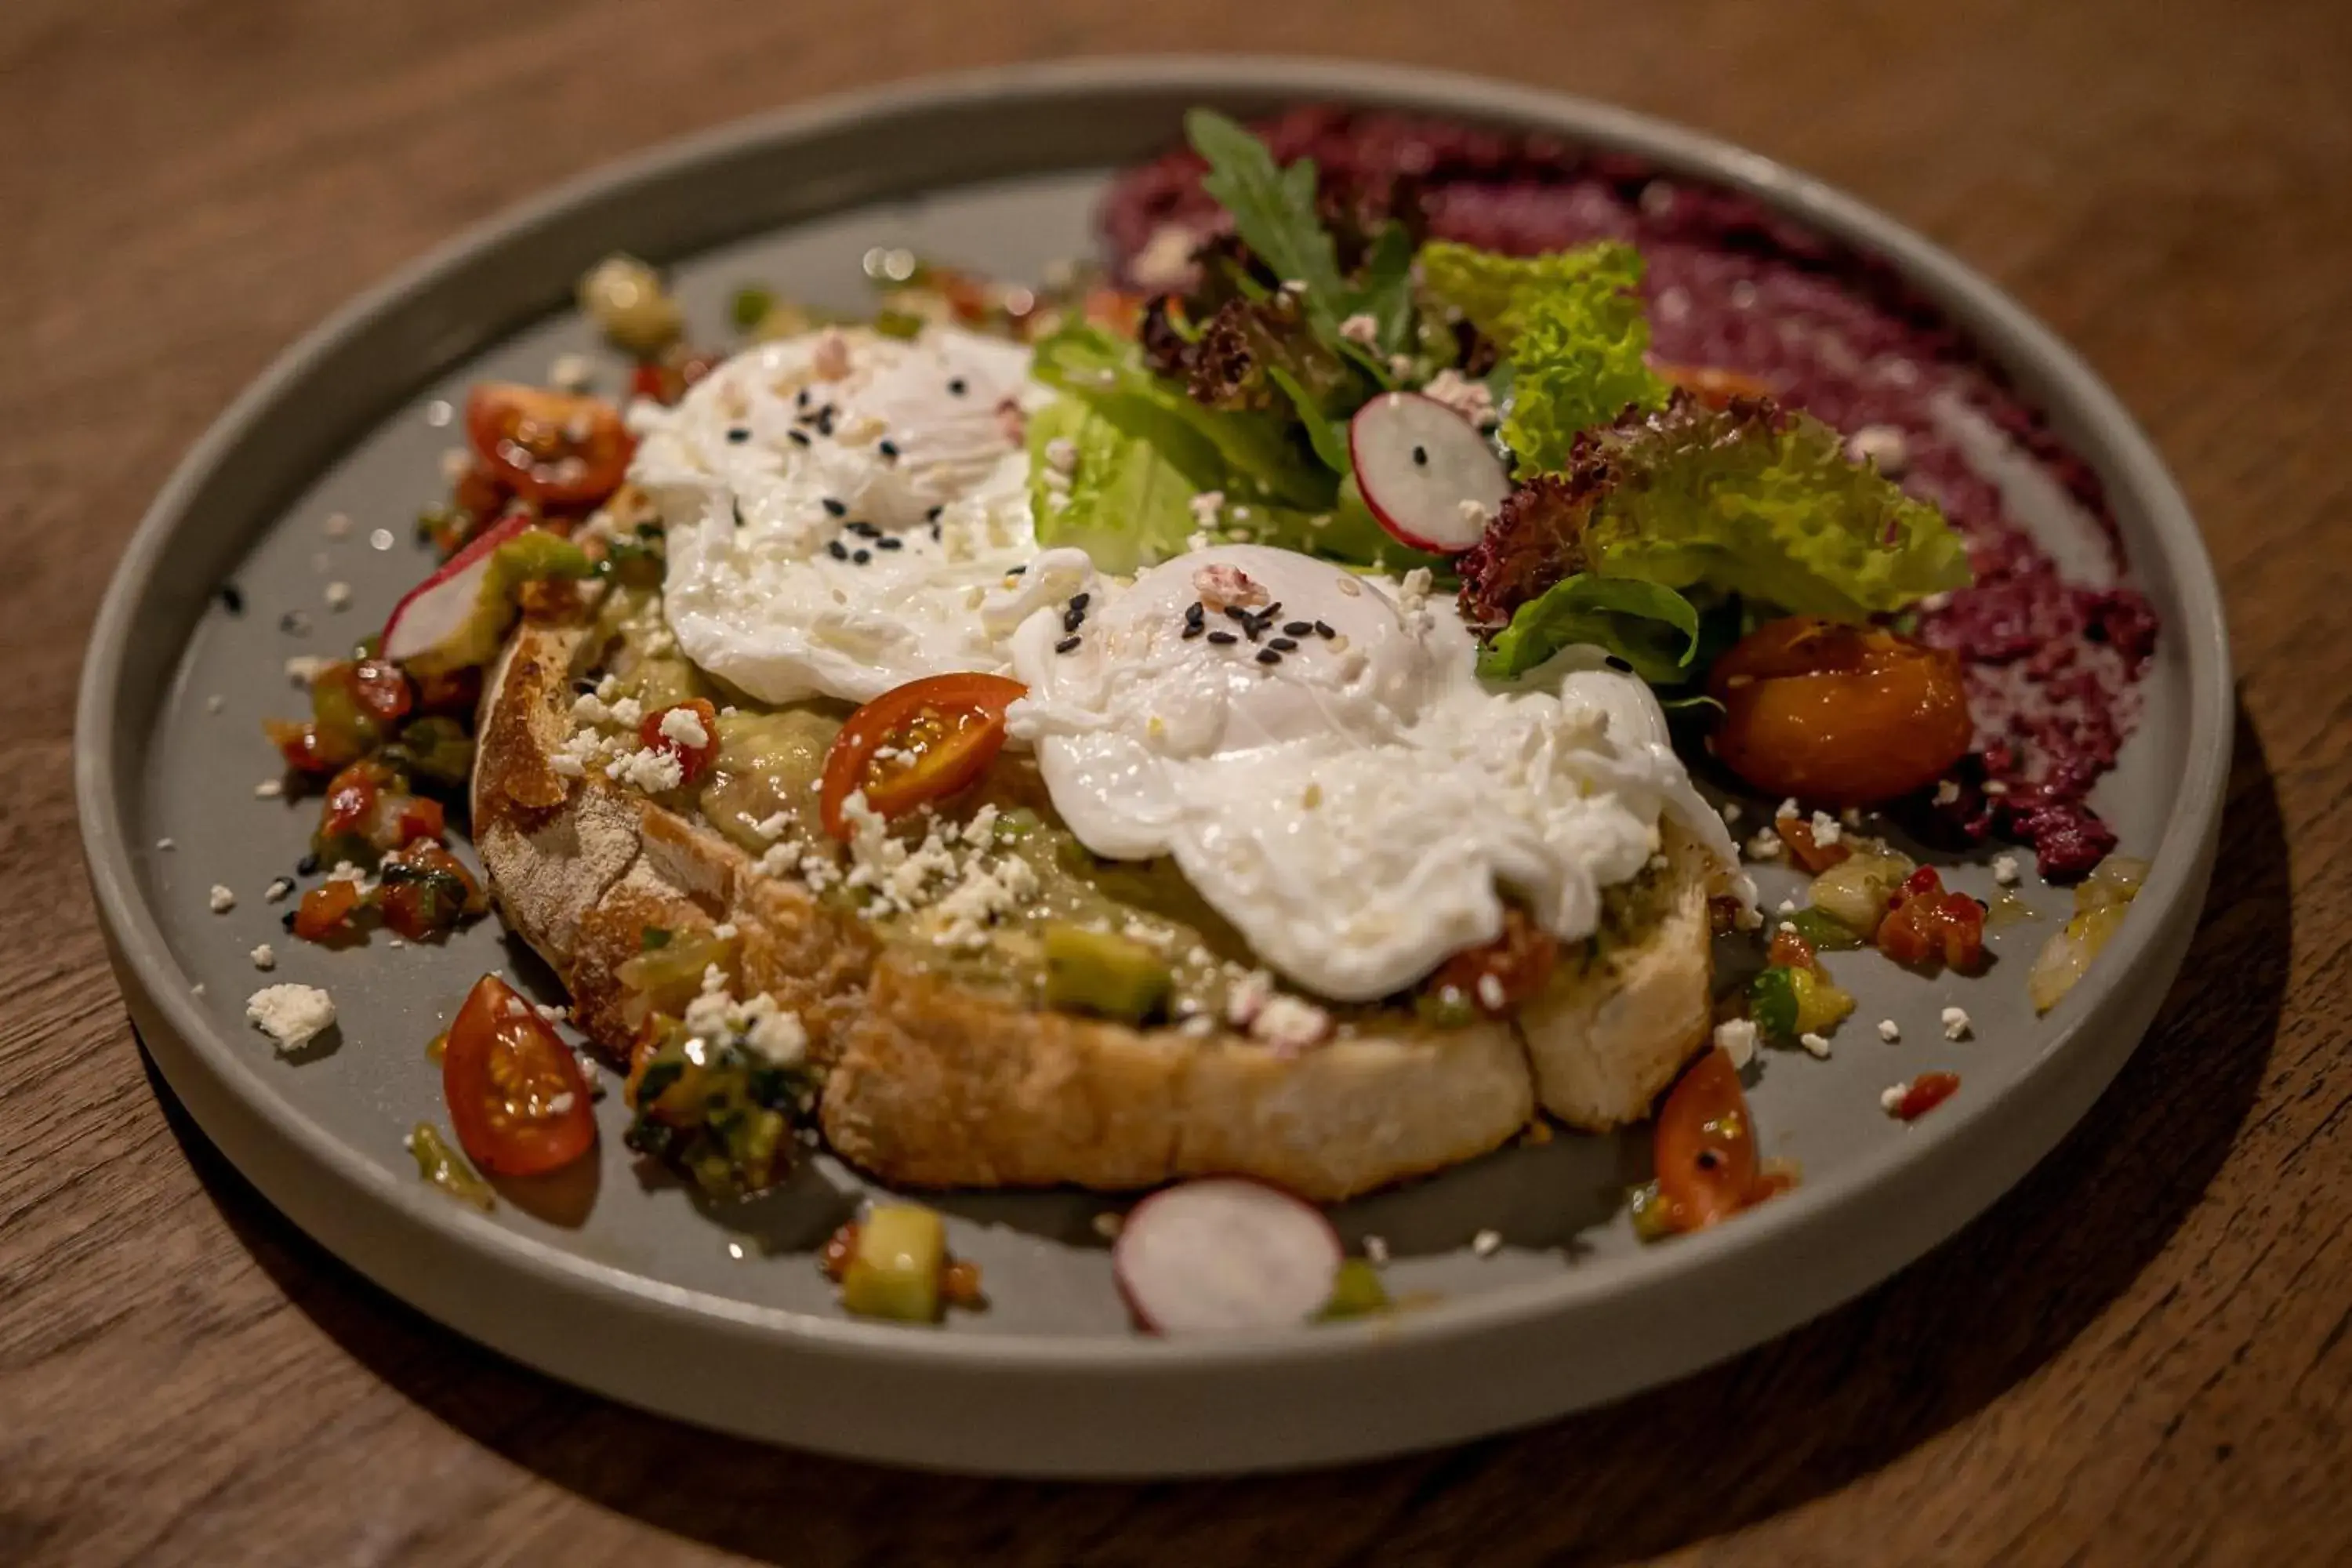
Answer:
[
  {"left": 1460, "top": 393, "right": 1973, "bottom": 641},
  {"left": 1417, "top": 239, "right": 1669, "bottom": 476}
]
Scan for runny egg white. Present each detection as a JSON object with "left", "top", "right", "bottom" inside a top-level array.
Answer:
[
  {"left": 1007, "top": 545, "right": 1740, "bottom": 1002},
  {"left": 636, "top": 325, "right": 1070, "bottom": 705}
]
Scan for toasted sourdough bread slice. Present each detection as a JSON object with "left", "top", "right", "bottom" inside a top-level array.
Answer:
[{"left": 475, "top": 612, "right": 1719, "bottom": 1200}]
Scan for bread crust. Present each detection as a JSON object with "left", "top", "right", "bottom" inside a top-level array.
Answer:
[{"left": 474, "top": 611, "right": 1717, "bottom": 1198}]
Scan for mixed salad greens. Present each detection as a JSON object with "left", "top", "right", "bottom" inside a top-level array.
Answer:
[{"left": 1025, "top": 109, "right": 1973, "bottom": 699}]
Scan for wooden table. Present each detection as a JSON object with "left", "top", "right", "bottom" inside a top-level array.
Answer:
[{"left": 6, "top": 2, "right": 2347, "bottom": 1562}]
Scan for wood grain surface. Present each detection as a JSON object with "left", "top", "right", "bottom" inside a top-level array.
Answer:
[{"left": 5, "top": 2, "right": 2349, "bottom": 1563}]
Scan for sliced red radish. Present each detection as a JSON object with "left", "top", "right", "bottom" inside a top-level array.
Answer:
[
  {"left": 382, "top": 514, "right": 593, "bottom": 676},
  {"left": 1112, "top": 1177, "right": 1342, "bottom": 1334},
  {"left": 1349, "top": 391, "right": 1512, "bottom": 555}
]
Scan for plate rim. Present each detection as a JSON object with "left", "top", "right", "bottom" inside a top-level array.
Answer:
[{"left": 74, "top": 52, "right": 2232, "bottom": 1444}]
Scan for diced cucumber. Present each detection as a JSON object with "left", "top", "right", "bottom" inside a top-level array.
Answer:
[{"left": 841, "top": 1205, "right": 947, "bottom": 1323}]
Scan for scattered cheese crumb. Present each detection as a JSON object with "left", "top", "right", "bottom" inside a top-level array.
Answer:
[
  {"left": 1421, "top": 368, "right": 1498, "bottom": 429},
  {"left": 606, "top": 746, "right": 685, "bottom": 793},
  {"left": 208, "top": 884, "right": 236, "bottom": 913},
  {"left": 1091, "top": 1210, "right": 1125, "bottom": 1240},
  {"left": 658, "top": 703, "right": 710, "bottom": 750},
  {"left": 249, "top": 944, "right": 276, "bottom": 971},
  {"left": 324, "top": 580, "right": 353, "bottom": 611},
  {"left": 1992, "top": 854, "right": 2020, "bottom": 886},
  {"left": 1713, "top": 1018, "right": 1759, "bottom": 1069},
  {"left": 1363, "top": 1234, "right": 1390, "bottom": 1265},
  {"left": 1188, "top": 489, "right": 1225, "bottom": 528},
  {"left": 1933, "top": 779, "right": 1961, "bottom": 806},
  {"left": 1720, "top": 800, "right": 1743, "bottom": 825},
  {"left": 548, "top": 352, "right": 594, "bottom": 390},
  {"left": 1876, "top": 1018, "right": 1902, "bottom": 1043},
  {"left": 254, "top": 779, "right": 283, "bottom": 799},
  {"left": 265, "top": 878, "right": 293, "bottom": 904},
  {"left": 1338, "top": 312, "right": 1380, "bottom": 347},
  {"left": 1809, "top": 810, "right": 1843, "bottom": 847},
  {"left": 1475, "top": 974, "right": 1507, "bottom": 1012},
  {"left": 322, "top": 512, "right": 353, "bottom": 538},
  {"left": 156, "top": 837, "right": 176, "bottom": 851},
  {"left": 205, "top": 694, "right": 226, "bottom": 714},
  {"left": 1798, "top": 1031, "right": 1831, "bottom": 1058},
  {"left": 246, "top": 983, "right": 336, "bottom": 1053},
  {"left": 1880, "top": 1084, "right": 1910, "bottom": 1115},
  {"left": 285, "top": 655, "right": 332, "bottom": 685},
  {"left": 1746, "top": 829, "right": 1784, "bottom": 861},
  {"left": 1941, "top": 1006, "right": 1973, "bottom": 1040},
  {"left": 1471, "top": 1229, "right": 1502, "bottom": 1258}
]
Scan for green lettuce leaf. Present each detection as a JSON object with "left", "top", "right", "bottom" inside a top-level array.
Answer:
[
  {"left": 1457, "top": 396, "right": 1973, "bottom": 634},
  {"left": 1476, "top": 575, "right": 1702, "bottom": 683},
  {"left": 1029, "top": 321, "right": 1334, "bottom": 510},
  {"left": 1418, "top": 240, "right": 1668, "bottom": 477},
  {"left": 1025, "top": 395, "right": 1219, "bottom": 575}
]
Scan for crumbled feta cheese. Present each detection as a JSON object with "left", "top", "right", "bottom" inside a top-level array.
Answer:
[
  {"left": 205, "top": 694, "right": 226, "bottom": 714},
  {"left": 1250, "top": 993, "right": 1331, "bottom": 1054},
  {"left": 606, "top": 746, "right": 685, "bottom": 793},
  {"left": 710, "top": 922, "right": 738, "bottom": 942},
  {"left": 249, "top": 944, "right": 276, "bottom": 971},
  {"left": 1941, "top": 1006, "right": 1973, "bottom": 1040},
  {"left": 156, "top": 837, "right": 175, "bottom": 851},
  {"left": 1187, "top": 489, "right": 1225, "bottom": 529},
  {"left": 1091, "top": 1210, "right": 1125, "bottom": 1240},
  {"left": 1991, "top": 854, "right": 2020, "bottom": 886},
  {"left": 608, "top": 695, "right": 644, "bottom": 729},
  {"left": 1846, "top": 423, "right": 1911, "bottom": 476},
  {"left": 1876, "top": 1018, "right": 1902, "bottom": 1043},
  {"left": 1225, "top": 968, "right": 1275, "bottom": 1029},
  {"left": 1363, "top": 1234, "right": 1390, "bottom": 1265},
  {"left": 1421, "top": 368, "right": 1498, "bottom": 430},
  {"left": 1810, "top": 811, "right": 1843, "bottom": 848},
  {"left": 245, "top": 983, "right": 336, "bottom": 1053},
  {"left": 1880, "top": 1083, "right": 1910, "bottom": 1115},
  {"left": 1798, "top": 1031, "right": 1831, "bottom": 1058},
  {"left": 658, "top": 703, "right": 710, "bottom": 750},
  {"left": 548, "top": 352, "right": 594, "bottom": 390},
  {"left": 254, "top": 779, "right": 283, "bottom": 799},
  {"left": 1475, "top": 973, "right": 1507, "bottom": 1013},
  {"left": 324, "top": 580, "right": 353, "bottom": 611},
  {"left": 1713, "top": 1018, "right": 1759, "bottom": 1069},
  {"left": 1933, "top": 779, "right": 1961, "bottom": 806},
  {"left": 208, "top": 884, "right": 236, "bottom": 913},
  {"left": 1043, "top": 436, "right": 1078, "bottom": 474},
  {"left": 1338, "top": 312, "right": 1380, "bottom": 347},
  {"left": 1720, "top": 800, "right": 1743, "bottom": 825},
  {"left": 285, "top": 655, "right": 332, "bottom": 686},
  {"left": 264, "top": 878, "right": 293, "bottom": 904},
  {"left": 322, "top": 512, "right": 353, "bottom": 538},
  {"left": 1128, "top": 223, "right": 1200, "bottom": 292},
  {"left": 1471, "top": 1229, "right": 1502, "bottom": 1258},
  {"left": 1746, "top": 829, "right": 1784, "bottom": 861}
]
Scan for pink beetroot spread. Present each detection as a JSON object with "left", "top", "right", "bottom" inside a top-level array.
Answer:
[{"left": 1101, "top": 107, "right": 2158, "bottom": 878}]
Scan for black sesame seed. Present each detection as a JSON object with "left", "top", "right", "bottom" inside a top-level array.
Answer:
[
  {"left": 822, "top": 498, "right": 847, "bottom": 517},
  {"left": 296, "top": 853, "right": 320, "bottom": 876},
  {"left": 926, "top": 504, "right": 944, "bottom": 521},
  {"left": 217, "top": 584, "right": 245, "bottom": 615},
  {"left": 1313, "top": 620, "right": 1336, "bottom": 638},
  {"left": 947, "top": 377, "right": 967, "bottom": 396},
  {"left": 846, "top": 521, "right": 880, "bottom": 537},
  {"left": 929, "top": 522, "right": 942, "bottom": 542},
  {"left": 1069, "top": 591, "right": 1091, "bottom": 612},
  {"left": 797, "top": 388, "right": 811, "bottom": 408},
  {"left": 851, "top": 549, "right": 871, "bottom": 564},
  {"left": 815, "top": 408, "right": 836, "bottom": 436},
  {"left": 268, "top": 878, "right": 294, "bottom": 900},
  {"left": 1207, "top": 630, "right": 1238, "bottom": 645},
  {"left": 1062, "top": 608, "right": 1085, "bottom": 633},
  {"left": 1184, "top": 601, "right": 1206, "bottom": 627},
  {"left": 1268, "top": 637, "right": 1298, "bottom": 652},
  {"left": 1255, "top": 648, "right": 1283, "bottom": 666},
  {"left": 1181, "top": 623, "right": 1206, "bottom": 640},
  {"left": 1283, "top": 620, "right": 1312, "bottom": 637},
  {"left": 1604, "top": 655, "right": 1634, "bottom": 673},
  {"left": 726, "top": 426, "right": 750, "bottom": 443},
  {"left": 877, "top": 439, "right": 899, "bottom": 459},
  {"left": 826, "top": 539, "right": 849, "bottom": 561},
  {"left": 281, "top": 910, "right": 297, "bottom": 931},
  {"left": 876, "top": 536, "right": 903, "bottom": 551},
  {"left": 1411, "top": 445, "right": 1428, "bottom": 467},
  {"left": 1222, "top": 604, "right": 1250, "bottom": 622},
  {"left": 1054, "top": 634, "right": 1082, "bottom": 654},
  {"left": 1007, "top": 564, "right": 1026, "bottom": 577},
  {"left": 786, "top": 428, "right": 811, "bottom": 447}
]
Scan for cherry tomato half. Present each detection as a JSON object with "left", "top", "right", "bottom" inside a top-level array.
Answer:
[
  {"left": 441, "top": 973, "right": 597, "bottom": 1178},
  {"left": 1653, "top": 1047, "right": 1773, "bottom": 1232},
  {"left": 465, "top": 383, "right": 633, "bottom": 506},
  {"left": 1710, "top": 616, "right": 1973, "bottom": 808},
  {"left": 638, "top": 698, "right": 720, "bottom": 787},
  {"left": 818, "top": 673, "right": 1027, "bottom": 840}
]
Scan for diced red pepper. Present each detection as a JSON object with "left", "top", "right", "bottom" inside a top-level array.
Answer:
[
  {"left": 376, "top": 840, "right": 484, "bottom": 941},
  {"left": 1766, "top": 925, "right": 1819, "bottom": 971},
  {"left": 1428, "top": 906, "right": 1560, "bottom": 1017},
  {"left": 346, "top": 659, "right": 415, "bottom": 728},
  {"left": 1774, "top": 811, "right": 1853, "bottom": 874},
  {"left": 319, "top": 760, "right": 387, "bottom": 840},
  {"left": 292, "top": 877, "right": 367, "bottom": 942},
  {"left": 1894, "top": 1071, "right": 1962, "bottom": 1120},
  {"left": 1875, "top": 866, "right": 1987, "bottom": 971},
  {"left": 389, "top": 794, "right": 447, "bottom": 847}
]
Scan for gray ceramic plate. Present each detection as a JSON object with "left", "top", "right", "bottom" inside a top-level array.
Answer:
[{"left": 77, "top": 58, "right": 2228, "bottom": 1477}]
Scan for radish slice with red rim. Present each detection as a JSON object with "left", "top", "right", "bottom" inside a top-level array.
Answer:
[
  {"left": 1349, "top": 391, "right": 1512, "bottom": 556},
  {"left": 1112, "top": 1177, "right": 1343, "bottom": 1334}
]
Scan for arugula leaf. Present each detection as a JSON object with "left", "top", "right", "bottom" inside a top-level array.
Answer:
[
  {"left": 1476, "top": 575, "right": 1702, "bottom": 683},
  {"left": 1186, "top": 110, "right": 1348, "bottom": 305},
  {"left": 1355, "top": 221, "right": 1418, "bottom": 356}
]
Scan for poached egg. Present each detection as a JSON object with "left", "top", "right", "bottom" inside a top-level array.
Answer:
[
  {"left": 1007, "top": 546, "right": 1738, "bottom": 1002},
  {"left": 635, "top": 325, "right": 1066, "bottom": 704}
]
